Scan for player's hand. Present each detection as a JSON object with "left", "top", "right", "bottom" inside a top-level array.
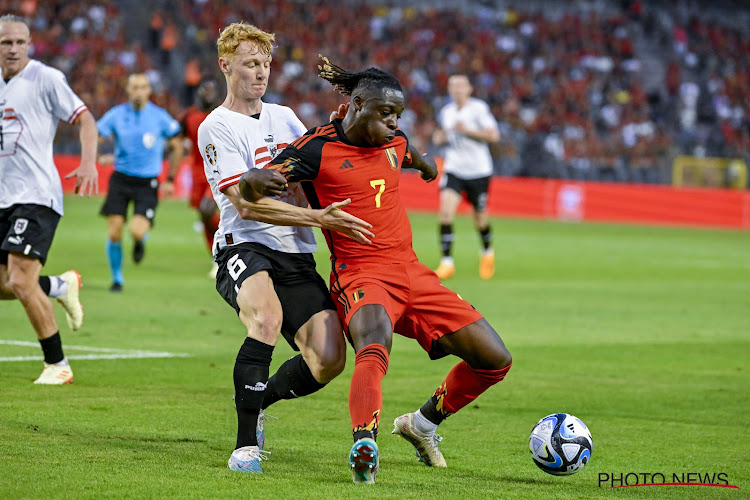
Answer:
[
  {"left": 432, "top": 128, "right": 447, "bottom": 145},
  {"left": 65, "top": 162, "right": 99, "bottom": 196},
  {"left": 408, "top": 146, "right": 438, "bottom": 183},
  {"left": 454, "top": 121, "right": 469, "bottom": 135},
  {"left": 161, "top": 180, "right": 175, "bottom": 197},
  {"left": 330, "top": 102, "right": 350, "bottom": 121},
  {"left": 97, "top": 154, "right": 114, "bottom": 166},
  {"left": 240, "top": 169, "right": 288, "bottom": 200},
  {"left": 319, "top": 199, "right": 374, "bottom": 245},
  {"left": 417, "top": 153, "right": 438, "bottom": 183}
]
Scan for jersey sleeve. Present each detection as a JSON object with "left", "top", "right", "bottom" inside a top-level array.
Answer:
[
  {"left": 267, "top": 132, "right": 322, "bottom": 183},
  {"left": 437, "top": 106, "right": 448, "bottom": 130},
  {"left": 160, "top": 108, "right": 181, "bottom": 138},
  {"left": 398, "top": 130, "right": 413, "bottom": 166},
  {"left": 476, "top": 101, "right": 499, "bottom": 131},
  {"left": 42, "top": 68, "right": 87, "bottom": 124},
  {"left": 198, "top": 117, "right": 249, "bottom": 192},
  {"left": 96, "top": 108, "right": 116, "bottom": 138}
]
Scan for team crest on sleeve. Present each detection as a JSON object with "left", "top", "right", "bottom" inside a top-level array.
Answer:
[
  {"left": 385, "top": 147, "right": 399, "bottom": 170},
  {"left": 205, "top": 144, "right": 218, "bottom": 166},
  {"left": 13, "top": 218, "right": 28, "bottom": 234}
]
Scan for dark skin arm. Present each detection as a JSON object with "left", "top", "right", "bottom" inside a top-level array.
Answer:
[
  {"left": 240, "top": 169, "right": 288, "bottom": 201},
  {"left": 237, "top": 170, "right": 374, "bottom": 244},
  {"left": 239, "top": 143, "right": 438, "bottom": 198},
  {"left": 406, "top": 145, "right": 438, "bottom": 182}
]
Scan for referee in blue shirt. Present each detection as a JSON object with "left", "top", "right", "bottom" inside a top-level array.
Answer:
[{"left": 97, "top": 73, "right": 182, "bottom": 292}]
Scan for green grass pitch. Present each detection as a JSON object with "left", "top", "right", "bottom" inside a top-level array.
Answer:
[{"left": 1, "top": 195, "right": 748, "bottom": 499}]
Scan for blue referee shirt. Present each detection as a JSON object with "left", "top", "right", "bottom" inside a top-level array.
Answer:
[{"left": 97, "top": 101, "right": 180, "bottom": 178}]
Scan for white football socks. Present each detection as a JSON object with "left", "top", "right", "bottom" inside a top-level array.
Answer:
[
  {"left": 413, "top": 409, "right": 438, "bottom": 434},
  {"left": 47, "top": 276, "right": 69, "bottom": 298}
]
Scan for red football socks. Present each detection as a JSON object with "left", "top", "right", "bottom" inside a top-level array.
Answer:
[
  {"left": 349, "top": 343, "right": 389, "bottom": 439},
  {"left": 436, "top": 361, "right": 511, "bottom": 416}
]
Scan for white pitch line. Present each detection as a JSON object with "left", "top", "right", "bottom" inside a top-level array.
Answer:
[{"left": 0, "top": 339, "right": 190, "bottom": 362}]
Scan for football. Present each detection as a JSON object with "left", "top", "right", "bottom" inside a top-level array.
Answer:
[{"left": 529, "top": 413, "right": 593, "bottom": 475}]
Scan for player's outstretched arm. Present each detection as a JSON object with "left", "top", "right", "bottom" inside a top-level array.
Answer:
[
  {"left": 65, "top": 110, "right": 99, "bottom": 196},
  {"left": 406, "top": 145, "right": 438, "bottom": 182},
  {"left": 226, "top": 184, "right": 374, "bottom": 244}
]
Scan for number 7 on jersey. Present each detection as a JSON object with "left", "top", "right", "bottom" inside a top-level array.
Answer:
[{"left": 370, "top": 179, "right": 385, "bottom": 208}]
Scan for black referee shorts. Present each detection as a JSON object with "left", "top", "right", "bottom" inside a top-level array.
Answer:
[{"left": 100, "top": 171, "right": 159, "bottom": 222}]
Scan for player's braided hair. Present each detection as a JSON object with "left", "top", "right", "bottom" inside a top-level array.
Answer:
[{"left": 318, "top": 55, "right": 402, "bottom": 97}]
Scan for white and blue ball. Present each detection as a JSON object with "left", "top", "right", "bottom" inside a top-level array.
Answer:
[{"left": 529, "top": 413, "right": 592, "bottom": 475}]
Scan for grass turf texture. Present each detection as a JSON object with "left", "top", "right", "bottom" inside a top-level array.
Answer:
[{"left": 1, "top": 195, "right": 748, "bottom": 499}]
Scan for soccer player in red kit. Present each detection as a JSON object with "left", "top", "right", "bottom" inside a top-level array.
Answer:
[
  {"left": 240, "top": 58, "right": 512, "bottom": 484},
  {"left": 178, "top": 80, "right": 221, "bottom": 276}
]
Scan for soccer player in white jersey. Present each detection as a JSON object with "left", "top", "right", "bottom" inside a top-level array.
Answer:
[
  {"left": 432, "top": 74, "right": 500, "bottom": 280},
  {"left": 0, "top": 15, "right": 98, "bottom": 384},
  {"left": 198, "top": 23, "right": 373, "bottom": 473}
]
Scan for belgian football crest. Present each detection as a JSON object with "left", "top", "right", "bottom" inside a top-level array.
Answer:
[{"left": 385, "top": 147, "right": 398, "bottom": 170}]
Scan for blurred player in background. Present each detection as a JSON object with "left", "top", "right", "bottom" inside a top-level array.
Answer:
[
  {"left": 198, "top": 23, "right": 373, "bottom": 474},
  {"left": 0, "top": 14, "right": 97, "bottom": 384},
  {"left": 177, "top": 79, "right": 221, "bottom": 278},
  {"left": 432, "top": 74, "right": 500, "bottom": 280},
  {"left": 97, "top": 73, "right": 182, "bottom": 292},
  {"left": 241, "top": 58, "right": 512, "bottom": 484}
]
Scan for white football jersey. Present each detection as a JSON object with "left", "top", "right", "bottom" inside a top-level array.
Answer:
[
  {"left": 198, "top": 103, "right": 317, "bottom": 255},
  {"left": 438, "top": 97, "right": 498, "bottom": 179},
  {"left": 0, "top": 60, "right": 87, "bottom": 215}
]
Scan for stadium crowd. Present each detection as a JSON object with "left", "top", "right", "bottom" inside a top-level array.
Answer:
[{"left": 4, "top": 0, "right": 749, "bottom": 185}]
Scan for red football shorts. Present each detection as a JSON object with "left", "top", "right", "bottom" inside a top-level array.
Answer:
[
  {"left": 330, "top": 259, "right": 483, "bottom": 357},
  {"left": 189, "top": 161, "right": 211, "bottom": 209}
]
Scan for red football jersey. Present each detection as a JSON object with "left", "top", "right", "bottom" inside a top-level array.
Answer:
[
  {"left": 268, "top": 119, "right": 416, "bottom": 265},
  {"left": 180, "top": 106, "right": 210, "bottom": 175}
]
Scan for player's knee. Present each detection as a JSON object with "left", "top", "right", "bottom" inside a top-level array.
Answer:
[
  {"left": 494, "top": 348, "right": 512, "bottom": 370},
  {"left": 7, "top": 272, "right": 34, "bottom": 302},
  {"left": 470, "top": 329, "right": 512, "bottom": 370},
  {"left": 240, "top": 306, "right": 282, "bottom": 341},
  {"left": 0, "top": 273, "right": 14, "bottom": 299},
  {"left": 310, "top": 347, "right": 346, "bottom": 383}
]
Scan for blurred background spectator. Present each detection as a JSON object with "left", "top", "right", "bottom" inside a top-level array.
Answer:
[{"left": 3, "top": 0, "right": 748, "bottom": 185}]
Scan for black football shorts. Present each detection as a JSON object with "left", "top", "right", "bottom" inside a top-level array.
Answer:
[
  {"left": 214, "top": 242, "right": 335, "bottom": 349},
  {"left": 0, "top": 203, "right": 60, "bottom": 265},
  {"left": 440, "top": 173, "right": 491, "bottom": 211}
]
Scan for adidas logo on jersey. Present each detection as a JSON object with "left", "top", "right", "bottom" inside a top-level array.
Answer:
[{"left": 339, "top": 159, "right": 355, "bottom": 170}]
